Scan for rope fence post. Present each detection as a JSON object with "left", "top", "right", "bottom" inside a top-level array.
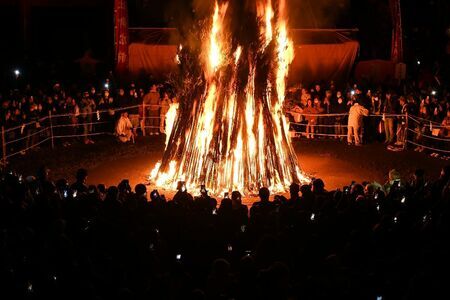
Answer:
[
  {"left": 142, "top": 102, "right": 146, "bottom": 136},
  {"left": 403, "top": 112, "right": 408, "bottom": 151},
  {"left": 1, "top": 126, "right": 6, "bottom": 164},
  {"left": 49, "top": 111, "right": 54, "bottom": 149}
]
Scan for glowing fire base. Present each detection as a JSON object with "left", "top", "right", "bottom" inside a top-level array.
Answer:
[{"left": 150, "top": 0, "right": 309, "bottom": 195}]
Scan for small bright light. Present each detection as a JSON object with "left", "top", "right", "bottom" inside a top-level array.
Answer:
[
  {"left": 431, "top": 90, "right": 436, "bottom": 96},
  {"left": 104, "top": 83, "right": 109, "bottom": 89},
  {"left": 417, "top": 60, "right": 421, "bottom": 65},
  {"left": 350, "top": 90, "right": 355, "bottom": 96},
  {"left": 14, "top": 69, "right": 20, "bottom": 76}
]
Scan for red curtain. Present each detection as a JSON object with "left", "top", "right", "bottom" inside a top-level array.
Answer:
[
  {"left": 114, "top": 0, "right": 129, "bottom": 74},
  {"left": 354, "top": 60, "right": 396, "bottom": 84},
  {"left": 128, "top": 44, "right": 178, "bottom": 78},
  {"left": 289, "top": 41, "right": 359, "bottom": 84}
]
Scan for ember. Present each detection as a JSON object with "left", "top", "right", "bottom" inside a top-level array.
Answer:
[{"left": 150, "top": 0, "right": 309, "bottom": 195}]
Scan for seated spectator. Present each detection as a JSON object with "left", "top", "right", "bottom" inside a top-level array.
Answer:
[
  {"left": 440, "top": 109, "right": 450, "bottom": 138},
  {"left": 116, "top": 111, "right": 134, "bottom": 143}
]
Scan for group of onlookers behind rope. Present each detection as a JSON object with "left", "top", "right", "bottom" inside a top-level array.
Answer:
[
  {"left": 0, "top": 82, "right": 177, "bottom": 156},
  {"left": 285, "top": 83, "right": 450, "bottom": 155},
  {"left": 1, "top": 80, "right": 449, "bottom": 157}
]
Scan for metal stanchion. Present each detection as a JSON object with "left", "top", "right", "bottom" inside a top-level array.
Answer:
[
  {"left": 49, "top": 111, "right": 54, "bottom": 149},
  {"left": 403, "top": 112, "right": 408, "bottom": 151}
]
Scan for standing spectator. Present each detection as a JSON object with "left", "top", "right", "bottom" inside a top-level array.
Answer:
[
  {"left": 126, "top": 88, "right": 140, "bottom": 137},
  {"left": 382, "top": 91, "right": 398, "bottom": 144},
  {"left": 313, "top": 97, "right": 325, "bottom": 136},
  {"left": 395, "top": 96, "right": 408, "bottom": 146},
  {"left": 103, "top": 89, "right": 116, "bottom": 133},
  {"left": 67, "top": 96, "right": 79, "bottom": 142},
  {"left": 143, "top": 85, "right": 161, "bottom": 135},
  {"left": 332, "top": 95, "right": 347, "bottom": 140},
  {"left": 312, "top": 84, "right": 323, "bottom": 100},
  {"left": 322, "top": 90, "right": 333, "bottom": 136},
  {"left": 303, "top": 99, "right": 319, "bottom": 139},
  {"left": 26, "top": 103, "right": 41, "bottom": 150},
  {"left": 116, "top": 88, "right": 128, "bottom": 107},
  {"left": 368, "top": 92, "right": 382, "bottom": 142},
  {"left": 160, "top": 92, "right": 172, "bottom": 133},
  {"left": 300, "top": 88, "right": 309, "bottom": 107},
  {"left": 347, "top": 101, "right": 369, "bottom": 146},
  {"left": 80, "top": 91, "right": 96, "bottom": 144}
]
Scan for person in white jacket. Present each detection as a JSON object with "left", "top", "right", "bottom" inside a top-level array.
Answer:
[
  {"left": 116, "top": 112, "right": 134, "bottom": 143},
  {"left": 347, "top": 102, "right": 369, "bottom": 146}
]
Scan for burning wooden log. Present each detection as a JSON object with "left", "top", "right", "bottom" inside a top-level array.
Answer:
[{"left": 151, "top": 0, "right": 309, "bottom": 195}]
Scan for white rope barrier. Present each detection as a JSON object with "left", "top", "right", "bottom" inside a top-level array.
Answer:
[
  {"left": 407, "top": 128, "right": 450, "bottom": 142},
  {"left": 2, "top": 106, "right": 450, "bottom": 161},
  {"left": 6, "top": 137, "right": 51, "bottom": 159},
  {"left": 408, "top": 114, "right": 444, "bottom": 126},
  {"left": 5, "top": 127, "right": 49, "bottom": 145},
  {"left": 52, "top": 132, "right": 108, "bottom": 139},
  {"left": 406, "top": 140, "right": 450, "bottom": 154},
  {"left": 49, "top": 105, "right": 142, "bottom": 119},
  {"left": 408, "top": 115, "right": 447, "bottom": 129},
  {"left": 290, "top": 112, "right": 348, "bottom": 117},
  {"left": 52, "top": 121, "right": 109, "bottom": 129},
  {"left": 292, "top": 132, "right": 347, "bottom": 138},
  {"left": 4, "top": 117, "right": 49, "bottom": 134},
  {"left": 287, "top": 112, "right": 403, "bottom": 118},
  {"left": 290, "top": 122, "right": 348, "bottom": 128}
]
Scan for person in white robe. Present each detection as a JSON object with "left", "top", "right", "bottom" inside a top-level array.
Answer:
[{"left": 116, "top": 112, "right": 134, "bottom": 143}]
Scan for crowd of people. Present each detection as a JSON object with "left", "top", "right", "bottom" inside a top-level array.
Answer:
[
  {"left": 0, "top": 164, "right": 449, "bottom": 299},
  {"left": 1, "top": 79, "right": 449, "bottom": 158},
  {"left": 0, "top": 81, "right": 176, "bottom": 155},
  {"left": 285, "top": 82, "right": 450, "bottom": 153}
]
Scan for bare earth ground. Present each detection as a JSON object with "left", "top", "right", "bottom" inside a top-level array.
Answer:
[{"left": 9, "top": 136, "right": 446, "bottom": 205}]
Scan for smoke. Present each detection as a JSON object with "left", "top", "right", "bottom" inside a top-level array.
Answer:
[
  {"left": 165, "top": 0, "right": 351, "bottom": 37},
  {"left": 287, "top": 0, "right": 350, "bottom": 28}
]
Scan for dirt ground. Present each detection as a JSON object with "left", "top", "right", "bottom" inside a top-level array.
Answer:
[{"left": 8, "top": 136, "right": 446, "bottom": 204}]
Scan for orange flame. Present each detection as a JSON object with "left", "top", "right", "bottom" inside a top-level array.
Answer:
[{"left": 150, "top": 0, "right": 309, "bottom": 195}]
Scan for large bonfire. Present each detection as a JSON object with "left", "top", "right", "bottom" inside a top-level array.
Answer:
[{"left": 150, "top": 0, "right": 309, "bottom": 195}]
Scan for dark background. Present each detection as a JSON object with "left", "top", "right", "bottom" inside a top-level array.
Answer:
[{"left": 0, "top": 0, "right": 448, "bottom": 86}]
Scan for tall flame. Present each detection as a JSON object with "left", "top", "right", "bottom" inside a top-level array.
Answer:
[{"left": 150, "top": 0, "right": 309, "bottom": 195}]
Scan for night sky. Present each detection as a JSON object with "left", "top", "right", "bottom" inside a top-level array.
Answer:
[{"left": 0, "top": 0, "right": 448, "bottom": 84}]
